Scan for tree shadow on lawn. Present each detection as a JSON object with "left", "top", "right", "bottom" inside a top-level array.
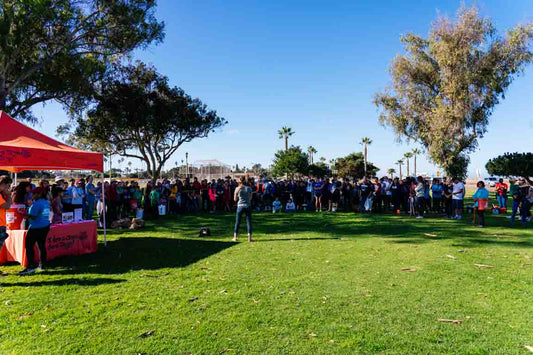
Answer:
[
  {"left": 44, "top": 237, "right": 237, "bottom": 276},
  {"left": 140, "top": 213, "right": 532, "bottom": 249},
  {"left": 1, "top": 277, "right": 125, "bottom": 287}
]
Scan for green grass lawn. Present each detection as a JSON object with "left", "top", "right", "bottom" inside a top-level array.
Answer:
[{"left": 0, "top": 211, "right": 532, "bottom": 354}]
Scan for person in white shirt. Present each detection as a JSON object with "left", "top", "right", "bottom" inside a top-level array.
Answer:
[{"left": 452, "top": 178, "right": 465, "bottom": 219}]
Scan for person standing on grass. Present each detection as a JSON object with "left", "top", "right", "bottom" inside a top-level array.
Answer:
[
  {"left": 414, "top": 176, "right": 425, "bottom": 219},
  {"left": 431, "top": 179, "right": 443, "bottom": 214},
  {"left": 85, "top": 176, "right": 96, "bottom": 220},
  {"left": 19, "top": 188, "right": 51, "bottom": 275},
  {"left": 495, "top": 178, "right": 508, "bottom": 209},
  {"left": 509, "top": 178, "right": 520, "bottom": 222},
  {"left": 0, "top": 176, "right": 13, "bottom": 259},
  {"left": 472, "top": 181, "right": 489, "bottom": 228},
  {"left": 233, "top": 177, "right": 253, "bottom": 242},
  {"left": 511, "top": 178, "right": 532, "bottom": 228},
  {"left": 313, "top": 178, "right": 324, "bottom": 212},
  {"left": 452, "top": 177, "right": 465, "bottom": 220},
  {"left": 442, "top": 178, "right": 453, "bottom": 218}
]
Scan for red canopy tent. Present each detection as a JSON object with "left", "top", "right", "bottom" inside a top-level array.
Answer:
[
  {"left": 0, "top": 111, "right": 103, "bottom": 172},
  {"left": 0, "top": 110, "right": 107, "bottom": 243}
]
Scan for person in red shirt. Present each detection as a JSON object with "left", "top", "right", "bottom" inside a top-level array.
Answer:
[
  {"left": 0, "top": 175, "right": 13, "bottom": 255},
  {"left": 192, "top": 177, "right": 201, "bottom": 211},
  {"left": 495, "top": 179, "right": 508, "bottom": 208}
]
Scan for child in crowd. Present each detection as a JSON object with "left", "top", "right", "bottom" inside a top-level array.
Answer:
[
  {"left": 285, "top": 198, "right": 296, "bottom": 212},
  {"left": 272, "top": 198, "right": 282, "bottom": 213}
]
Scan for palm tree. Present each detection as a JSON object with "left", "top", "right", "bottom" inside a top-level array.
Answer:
[
  {"left": 412, "top": 148, "right": 422, "bottom": 176},
  {"left": 396, "top": 159, "right": 404, "bottom": 180},
  {"left": 278, "top": 126, "right": 294, "bottom": 151},
  {"left": 319, "top": 156, "right": 326, "bottom": 163},
  {"left": 387, "top": 168, "right": 396, "bottom": 178},
  {"left": 307, "top": 146, "right": 317, "bottom": 164},
  {"left": 404, "top": 152, "right": 413, "bottom": 177},
  {"left": 360, "top": 137, "right": 373, "bottom": 176}
]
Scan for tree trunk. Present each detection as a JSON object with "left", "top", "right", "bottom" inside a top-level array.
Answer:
[
  {"left": 285, "top": 136, "right": 288, "bottom": 151},
  {"left": 0, "top": 76, "right": 7, "bottom": 111},
  {"left": 364, "top": 145, "right": 367, "bottom": 176},
  {"left": 399, "top": 164, "right": 402, "bottom": 180},
  {"left": 406, "top": 158, "right": 410, "bottom": 177},
  {"left": 414, "top": 155, "right": 417, "bottom": 176}
]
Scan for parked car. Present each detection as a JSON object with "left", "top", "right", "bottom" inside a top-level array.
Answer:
[{"left": 484, "top": 177, "right": 498, "bottom": 187}]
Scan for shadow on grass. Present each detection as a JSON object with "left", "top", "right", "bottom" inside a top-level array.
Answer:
[
  {"left": 1, "top": 277, "right": 125, "bottom": 287},
  {"left": 45, "top": 212, "right": 529, "bottom": 277},
  {"left": 150, "top": 212, "right": 532, "bottom": 249},
  {"left": 45, "top": 237, "right": 237, "bottom": 275}
]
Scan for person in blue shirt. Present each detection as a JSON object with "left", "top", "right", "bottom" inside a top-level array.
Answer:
[
  {"left": 431, "top": 179, "right": 443, "bottom": 213},
  {"left": 313, "top": 179, "right": 324, "bottom": 212},
  {"left": 272, "top": 198, "right": 283, "bottom": 213},
  {"left": 85, "top": 175, "right": 97, "bottom": 220},
  {"left": 19, "top": 187, "right": 51, "bottom": 275},
  {"left": 472, "top": 181, "right": 490, "bottom": 228}
]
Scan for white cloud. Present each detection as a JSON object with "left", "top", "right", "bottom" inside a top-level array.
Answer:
[{"left": 228, "top": 129, "right": 240, "bottom": 135}]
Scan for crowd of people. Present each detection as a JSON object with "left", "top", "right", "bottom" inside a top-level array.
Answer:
[
  {"left": 135, "top": 175, "right": 531, "bottom": 228},
  {"left": 0, "top": 173, "right": 531, "bottom": 273}
]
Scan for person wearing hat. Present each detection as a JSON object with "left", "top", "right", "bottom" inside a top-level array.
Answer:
[{"left": 19, "top": 187, "right": 51, "bottom": 275}]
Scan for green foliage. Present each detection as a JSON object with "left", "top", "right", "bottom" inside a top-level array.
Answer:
[
  {"left": 486, "top": 152, "right": 533, "bottom": 180},
  {"left": 73, "top": 62, "right": 226, "bottom": 180},
  {"left": 271, "top": 146, "right": 309, "bottom": 178},
  {"left": 308, "top": 162, "right": 330, "bottom": 178},
  {"left": 374, "top": 5, "right": 533, "bottom": 178},
  {"left": 0, "top": 0, "right": 164, "bottom": 122},
  {"left": 335, "top": 152, "right": 379, "bottom": 178}
]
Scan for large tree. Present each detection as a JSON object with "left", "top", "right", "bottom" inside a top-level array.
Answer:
[
  {"left": 486, "top": 152, "right": 533, "bottom": 183},
  {"left": 359, "top": 137, "right": 372, "bottom": 176},
  {"left": 278, "top": 126, "right": 294, "bottom": 151},
  {"left": 396, "top": 159, "right": 404, "bottom": 180},
  {"left": 71, "top": 62, "right": 226, "bottom": 180},
  {"left": 412, "top": 148, "right": 423, "bottom": 176},
  {"left": 0, "top": 0, "right": 164, "bottom": 123},
  {"left": 307, "top": 146, "right": 317, "bottom": 164},
  {"left": 374, "top": 5, "right": 532, "bottom": 179},
  {"left": 404, "top": 152, "right": 413, "bottom": 177},
  {"left": 271, "top": 146, "right": 309, "bottom": 178},
  {"left": 335, "top": 152, "right": 379, "bottom": 178},
  {"left": 308, "top": 162, "right": 329, "bottom": 179}
]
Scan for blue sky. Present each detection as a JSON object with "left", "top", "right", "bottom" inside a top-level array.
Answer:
[{"left": 35, "top": 0, "right": 532, "bottom": 176}]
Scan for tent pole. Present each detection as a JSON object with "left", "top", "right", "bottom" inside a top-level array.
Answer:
[{"left": 102, "top": 173, "right": 107, "bottom": 246}]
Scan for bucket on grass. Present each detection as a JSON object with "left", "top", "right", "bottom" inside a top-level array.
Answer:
[
  {"left": 6, "top": 204, "right": 26, "bottom": 230},
  {"left": 158, "top": 204, "right": 166, "bottom": 216}
]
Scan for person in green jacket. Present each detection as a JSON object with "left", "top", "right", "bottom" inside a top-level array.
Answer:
[{"left": 150, "top": 186, "right": 161, "bottom": 219}]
